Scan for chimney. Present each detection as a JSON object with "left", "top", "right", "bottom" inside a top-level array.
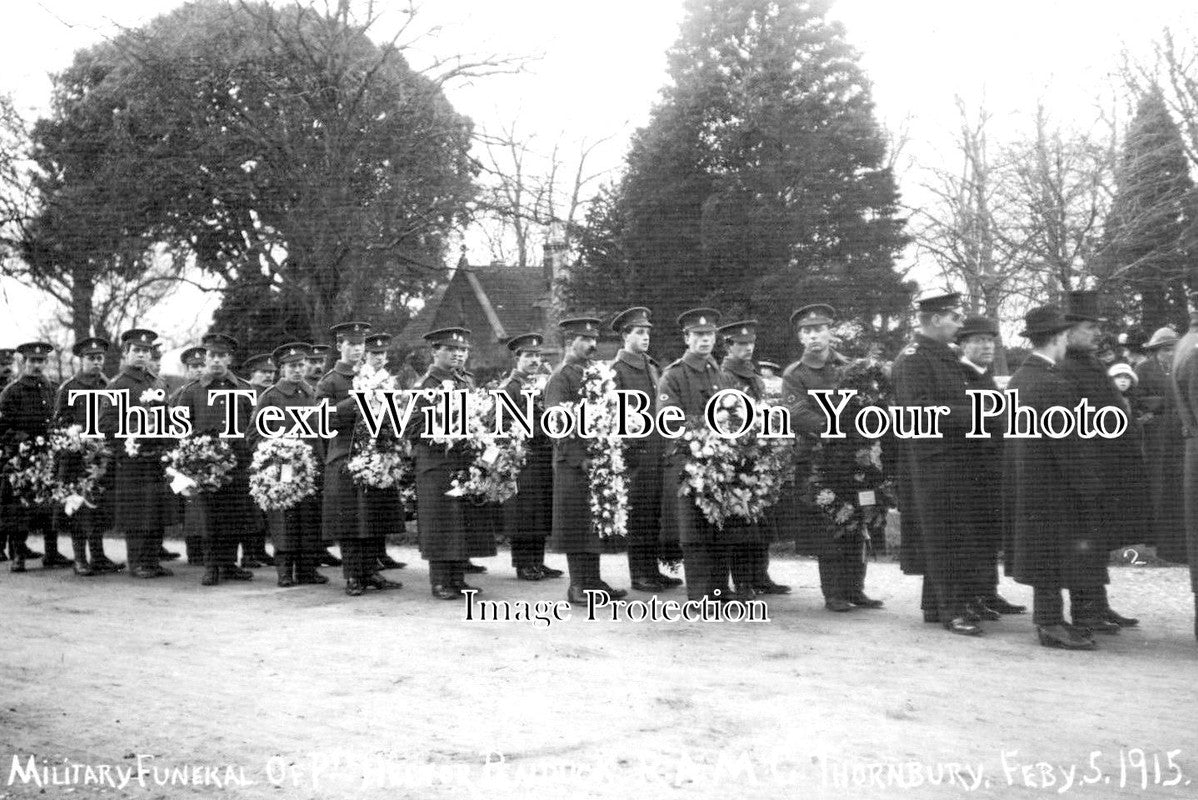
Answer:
[{"left": 541, "top": 221, "right": 567, "bottom": 332}]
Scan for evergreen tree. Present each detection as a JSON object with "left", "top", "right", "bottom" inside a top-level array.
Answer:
[
  {"left": 570, "top": 0, "right": 910, "bottom": 360},
  {"left": 1100, "top": 88, "right": 1195, "bottom": 332}
]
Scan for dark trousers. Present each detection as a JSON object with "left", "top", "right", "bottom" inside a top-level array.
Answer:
[
  {"left": 203, "top": 525, "right": 239, "bottom": 568},
  {"left": 819, "top": 536, "right": 866, "bottom": 600},
  {"left": 728, "top": 541, "right": 756, "bottom": 593},
  {"left": 511, "top": 536, "right": 546, "bottom": 569},
  {"left": 430, "top": 559, "right": 465, "bottom": 588},
  {"left": 750, "top": 543, "right": 774, "bottom": 585},
  {"left": 125, "top": 529, "right": 162, "bottom": 570},
  {"left": 371, "top": 533, "right": 388, "bottom": 565},
  {"left": 683, "top": 542, "right": 732, "bottom": 600},
  {"left": 340, "top": 539, "right": 372, "bottom": 582},
  {"left": 1032, "top": 585, "right": 1107, "bottom": 625},
  {"left": 626, "top": 538, "right": 660, "bottom": 580},
  {"left": 566, "top": 552, "right": 601, "bottom": 587}
]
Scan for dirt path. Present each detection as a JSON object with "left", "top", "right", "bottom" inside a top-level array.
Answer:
[{"left": 1, "top": 543, "right": 1196, "bottom": 799}]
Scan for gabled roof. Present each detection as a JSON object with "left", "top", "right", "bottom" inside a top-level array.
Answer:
[{"left": 396, "top": 264, "right": 548, "bottom": 351}]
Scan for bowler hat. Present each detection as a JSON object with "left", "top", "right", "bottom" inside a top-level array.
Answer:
[{"left": 1019, "top": 306, "right": 1072, "bottom": 338}]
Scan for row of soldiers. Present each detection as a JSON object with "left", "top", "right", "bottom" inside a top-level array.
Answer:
[{"left": 3, "top": 292, "right": 1194, "bottom": 649}]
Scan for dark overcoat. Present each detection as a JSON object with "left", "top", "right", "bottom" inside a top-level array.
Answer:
[
  {"left": 546, "top": 354, "right": 599, "bottom": 554},
  {"left": 251, "top": 379, "right": 322, "bottom": 553},
  {"left": 611, "top": 349, "right": 665, "bottom": 551},
  {"left": 500, "top": 370, "right": 553, "bottom": 542},
  {"left": 172, "top": 372, "right": 256, "bottom": 541},
  {"left": 890, "top": 335, "right": 974, "bottom": 579},
  {"left": 100, "top": 366, "right": 177, "bottom": 533},
  {"left": 1056, "top": 349, "right": 1148, "bottom": 552},
  {"left": 1003, "top": 354, "right": 1106, "bottom": 588},
  {"left": 316, "top": 362, "right": 370, "bottom": 543},
  {"left": 1170, "top": 331, "right": 1198, "bottom": 592},
  {"left": 53, "top": 371, "right": 112, "bottom": 533},
  {"left": 957, "top": 362, "right": 1003, "bottom": 586},
  {"left": 0, "top": 373, "right": 55, "bottom": 532},
  {"left": 407, "top": 365, "right": 473, "bottom": 561},
  {"left": 658, "top": 351, "right": 728, "bottom": 547},
  {"left": 1134, "top": 356, "right": 1187, "bottom": 562},
  {"left": 719, "top": 355, "right": 768, "bottom": 546},
  {"left": 779, "top": 351, "right": 846, "bottom": 555}
]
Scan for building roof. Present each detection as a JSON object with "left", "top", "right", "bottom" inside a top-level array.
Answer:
[{"left": 396, "top": 264, "right": 549, "bottom": 352}]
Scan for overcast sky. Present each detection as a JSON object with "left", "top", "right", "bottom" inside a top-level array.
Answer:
[{"left": 2, "top": 0, "right": 1196, "bottom": 348}]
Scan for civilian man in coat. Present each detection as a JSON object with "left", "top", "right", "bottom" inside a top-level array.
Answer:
[
  {"left": 1004, "top": 306, "right": 1103, "bottom": 650},
  {"left": 609, "top": 307, "right": 677, "bottom": 593},
  {"left": 1135, "top": 327, "right": 1188, "bottom": 564},
  {"left": 1056, "top": 290, "right": 1142, "bottom": 631},
  {"left": 99, "top": 329, "right": 177, "bottom": 579},
  {"left": 499, "top": 333, "right": 561, "bottom": 581},
  {"left": 1, "top": 342, "right": 66, "bottom": 572},
  {"left": 172, "top": 333, "right": 258, "bottom": 586},
  {"left": 360, "top": 332, "right": 406, "bottom": 574},
  {"left": 250, "top": 342, "right": 328, "bottom": 588},
  {"left": 1170, "top": 309, "right": 1198, "bottom": 641},
  {"left": 955, "top": 316, "right": 1025, "bottom": 617},
  {"left": 783, "top": 305, "right": 877, "bottom": 610},
  {"left": 54, "top": 336, "right": 123, "bottom": 576},
  {"left": 547, "top": 317, "right": 629, "bottom": 603},
  {"left": 407, "top": 327, "right": 475, "bottom": 599},
  {"left": 892, "top": 292, "right": 980, "bottom": 636},
  {"left": 659, "top": 308, "right": 732, "bottom": 602}
]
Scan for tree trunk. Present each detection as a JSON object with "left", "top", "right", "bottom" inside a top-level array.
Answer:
[{"left": 70, "top": 267, "right": 94, "bottom": 342}]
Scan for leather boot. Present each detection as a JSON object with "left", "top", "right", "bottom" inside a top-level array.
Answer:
[
  {"left": 296, "top": 555, "right": 329, "bottom": 585},
  {"left": 89, "top": 533, "right": 124, "bottom": 572},
  {"left": 276, "top": 554, "right": 296, "bottom": 587},
  {"left": 72, "top": 538, "right": 95, "bottom": 577}
]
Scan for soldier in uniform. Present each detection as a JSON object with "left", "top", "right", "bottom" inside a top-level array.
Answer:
[
  {"left": 719, "top": 320, "right": 787, "bottom": 598},
  {"left": 361, "top": 332, "right": 405, "bottom": 573},
  {"left": 892, "top": 292, "right": 981, "bottom": 636},
  {"left": 172, "top": 333, "right": 257, "bottom": 586},
  {"left": 1171, "top": 307, "right": 1198, "bottom": 641},
  {"left": 407, "top": 327, "right": 476, "bottom": 599},
  {"left": 783, "top": 305, "right": 880, "bottom": 609},
  {"left": 956, "top": 315, "right": 1025, "bottom": 617},
  {"left": 0, "top": 347, "right": 14, "bottom": 388},
  {"left": 54, "top": 336, "right": 123, "bottom": 576},
  {"left": 243, "top": 354, "right": 276, "bottom": 394},
  {"left": 251, "top": 342, "right": 329, "bottom": 588},
  {"left": 609, "top": 307, "right": 678, "bottom": 592},
  {"left": 173, "top": 346, "right": 208, "bottom": 565},
  {"left": 319, "top": 321, "right": 399, "bottom": 596},
  {"left": 1, "top": 342, "right": 65, "bottom": 572},
  {"left": 758, "top": 361, "right": 783, "bottom": 399},
  {"left": 239, "top": 354, "right": 277, "bottom": 569},
  {"left": 659, "top": 308, "right": 733, "bottom": 602},
  {"left": 546, "top": 317, "right": 629, "bottom": 603},
  {"left": 1136, "top": 327, "right": 1187, "bottom": 564},
  {"left": 1004, "top": 306, "right": 1102, "bottom": 650},
  {"left": 499, "top": 333, "right": 561, "bottom": 581},
  {"left": 100, "top": 329, "right": 176, "bottom": 578},
  {"left": 1055, "top": 290, "right": 1142, "bottom": 631},
  {"left": 304, "top": 343, "right": 340, "bottom": 568}
]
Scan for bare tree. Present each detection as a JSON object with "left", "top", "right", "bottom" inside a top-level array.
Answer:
[
  {"left": 472, "top": 122, "right": 614, "bottom": 266},
  {"left": 910, "top": 98, "right": 1030, "bottom": 319}
]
